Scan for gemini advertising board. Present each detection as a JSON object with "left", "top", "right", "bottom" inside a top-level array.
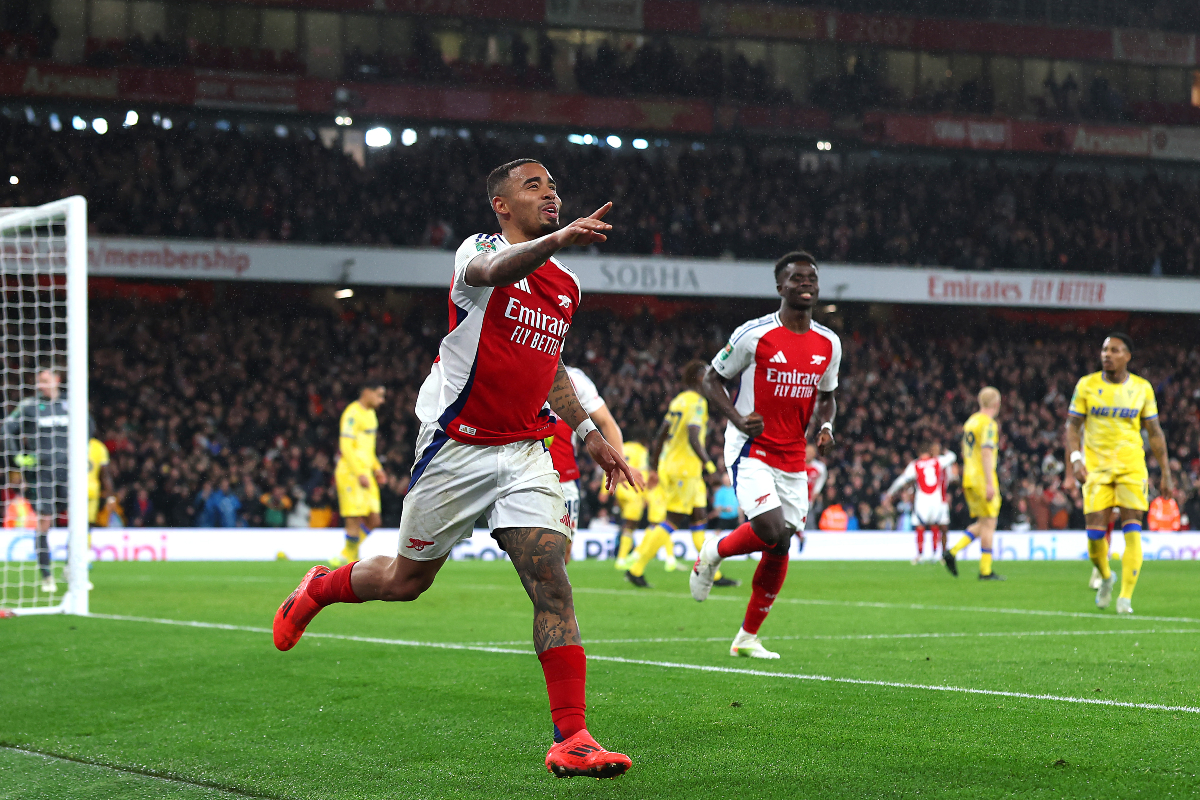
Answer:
[
  {"left": 88, "top": 237, "right": 1200, "bottom": 313},
  {"left": 5, "top": 527, "right": 1198, "bottom": 563}
]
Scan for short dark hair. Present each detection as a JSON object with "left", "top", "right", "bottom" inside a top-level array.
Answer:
[
  {"left": 486, "top": 158, "right": 543, "bottom": 201},
  {"left": 361, "top": 381, "right": 386, "bottom": 393},
  {"left": 774, "top": 250, "right": 818, "bottom": 281},
  {"left": 1106, "top": 332, "right": 1134, "bottom": 354},
  {"left": 681, "top": 359, "right": 707, "bottom": 389}
]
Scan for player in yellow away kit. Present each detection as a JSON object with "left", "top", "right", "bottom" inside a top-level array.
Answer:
[
  {"left": 945, "top": 386, "right": 1004, "bottom": 581},
  {"left": 331, "top": 383, "right": 388, "bottom": 566},
  {"left": 607, "top": 425, "right": 667, "bottom": 571},
  {"left": 1065, "top": 333, "right": 1172, "bottom": 614},
  {"left": 88, "top": 436, "right": 115, "bottom": 526},
  {"left": 626, "top": 361, "right": 738, "bottom": 589}
]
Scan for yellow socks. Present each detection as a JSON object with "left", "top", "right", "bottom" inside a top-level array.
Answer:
[
  {"left": 1119, "top": 524, "right": 1143, "bottom": 599},
  {"left": 1086, "top": 529, "right": 1112, "bottom": 579},
  {"left": 629, "top": 524, "right": 673, "bottom": 578},
  {"left": 616, "top": 533, "right": 634, "bottom": 562},
  {"left": 340, "top": 533, "right": 361, "bottom": 563},
  {"left": 949, "top": 532, "right": 976, "bottom": 556},
  {"left": 690, "top": 527, "right": 722, "bottom": 581},
  {"left": 979, "top": 549, "right": 993, "bottom": 576}
]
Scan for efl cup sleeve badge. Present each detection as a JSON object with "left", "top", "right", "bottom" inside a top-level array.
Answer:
[
  {"left": 719, "top": 342, "right": 733, "bottom": 360},
  {"left": 475, "top": 239, "right": 497, "bottom": 253}
]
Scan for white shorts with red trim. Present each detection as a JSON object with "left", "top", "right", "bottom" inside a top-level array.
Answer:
[
  {"left": 913, "top": 492, "right": 950, "bottom": 527},
  {"left": 727, "top": 452, "right": 809, "bottom": 531},
  {"left": 399, "top": 423, "right": 572, "bottom": 561}
]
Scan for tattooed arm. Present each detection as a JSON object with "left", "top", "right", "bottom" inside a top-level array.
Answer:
[{"left": 548, "top": 360, "right": 643, "bottom": 491}]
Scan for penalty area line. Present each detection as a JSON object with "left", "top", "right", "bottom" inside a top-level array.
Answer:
[
  {"left": 564, "top": 586, "right": 1200, "bottom": 624},
  {"left": 88, "top": 613, "right": 1200, "bottom": 715},
  {"left": 0, "top": 744, "right": 280, "bottom": 798},
  {"left": 581, "top": 655, "right": 1200, "bottom": 715},
  {"left": 466, "top": 628, "right": 1200, "bottom": 646}
]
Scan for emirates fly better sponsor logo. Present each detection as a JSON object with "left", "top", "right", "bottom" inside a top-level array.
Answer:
[
  {"left": 766, "top": 367, "right": 821, "bottom": 398},
  {"left": 504, "top": 297, "right": 570, "bottom": 356}
]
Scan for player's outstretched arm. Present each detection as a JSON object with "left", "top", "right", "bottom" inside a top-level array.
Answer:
[
  {"left": 548, "top": 360, "right": 642, "bottom": 491},
  {"left": 466, "top": 203, "right": 612, "bottom": 288},
  {"left": 808, "top": 390, "right": 837, "bottom": 457},
  {"left": 884, "top": 471, "right": 910, "bottom": 502},
  {"left": 1064, "top": 415, "right": 1086, "bottom": 487},
  {"left": 701, "top": 366, "right": 763, "bottom": 437},
  {"left": 1144, "top": 417, "right": 1173, "bottom": 496},
  {"left": 590, "top": 402, "right": 623, "bottom": 453}
]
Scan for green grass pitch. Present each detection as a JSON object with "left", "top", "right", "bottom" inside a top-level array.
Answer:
[{"left": 3, "top": 557, "right": 1200, "bottom": 799}]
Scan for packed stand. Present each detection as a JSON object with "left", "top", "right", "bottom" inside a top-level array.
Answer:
[
  {"left": 5, "top": 116, "right": 1200, "bottom": 276},
  {"left": 83, "top": 289, "right": 1200, "bottom": 532}
]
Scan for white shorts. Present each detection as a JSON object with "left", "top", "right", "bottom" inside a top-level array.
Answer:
[
  {"left": 913, "top": 492, "right": 949, "bottom": 527},
  {"left": 560, "top": 479, "right": 580, "bottom": 531},
  {"left": 727, "top": 453, "right": 809, "bottom": 531},
  {"left": 398, "top": 423, "right": 572, "bottom": 561}
]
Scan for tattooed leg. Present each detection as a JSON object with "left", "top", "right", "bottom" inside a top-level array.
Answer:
[{"left": 495, "top": 527, "right": 582, "bottom": 654}]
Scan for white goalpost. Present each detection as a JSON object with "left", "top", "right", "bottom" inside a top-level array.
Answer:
[{"left": 0, "top": 196, "right": 89, "bottom": 616}]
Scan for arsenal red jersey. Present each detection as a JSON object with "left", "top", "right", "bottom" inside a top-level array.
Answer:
[
  {"left": 414, "top": 234, "right": 581, "bottom": 446},
  {"left": 710, "top": 313, "right": 841, "bottom": 472},
  {"left": 891, "top": 452, "right": 957, "bottom": 502}
]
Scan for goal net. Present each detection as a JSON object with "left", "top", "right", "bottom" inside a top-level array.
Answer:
[{"left": 0, "top": 197, "right": 88, "bottom": 616}]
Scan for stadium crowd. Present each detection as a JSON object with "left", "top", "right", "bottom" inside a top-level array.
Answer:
[
  {"left": 84, "top": 289, "right": 1200, "bottom": 532},
  {"left": 4, "top": 116, "right": 1200, "bottom": 276}
]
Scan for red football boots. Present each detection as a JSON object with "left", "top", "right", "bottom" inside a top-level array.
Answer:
[{"left": 272, "top": 565, "right": 330, "bottom": 651}]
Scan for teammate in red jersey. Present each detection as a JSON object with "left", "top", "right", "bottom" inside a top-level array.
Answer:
[
  {"left": 272, "top": 159, "right": 641, "bottom": 779},
  {"left": 547, "top": 365, "right": 623, "bottom": 545},
  {"left": 884, "top": 442, "right": 957, "bottom": 564},
  {"left": 694, "top": 251, "right": 840, "bottom": 659}
]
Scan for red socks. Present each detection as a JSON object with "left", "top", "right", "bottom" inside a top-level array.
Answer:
[
  {"left": 915, "top": 526, "right": 926, "bottom": 555},
  {"left": 538, "top": 645, "right": 587, "bottom": 741},
  {"left": 717, "top": 522, "right": 770, "bottom": 558},
  {"left": 743, "top": 551, "right": 789, "bottom": 634},
  {"left": 308, "top": 563, "right": 363, "bottom": 607},
  {"left": 930, "top": 525, "right": 942, "bottom": 552}
]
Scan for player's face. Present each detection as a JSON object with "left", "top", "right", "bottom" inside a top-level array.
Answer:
[
  {"left": 496, "top": 164, "right": 561, "bottom": 237},
  {"left": 364, "top": 387, "right": 386, "bottom": 408},
  {"left": 777, "top": 261, "right": 819, "bottom": 310},
  {"left": 36, "top": 370, "right": 60, "bottom": 399},
  {"left": 1100, "top": 338, "right": 1130, "bottom": 373}
]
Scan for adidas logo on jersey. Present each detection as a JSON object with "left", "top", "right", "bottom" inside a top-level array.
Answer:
[
  {"left": 514, "top": 278, "right": 531, "bottom": 293},
  {"left": 769, "top": 351, "right": 787, "bottom": 364}
]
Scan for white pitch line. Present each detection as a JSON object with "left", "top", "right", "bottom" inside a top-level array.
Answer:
[
  {"left": 563, "top": 586, "right": 1200, "bottom": 624},
  {"left": 86, "top": 613, "right": 1200, "bottom": 715},
  {"left": 580, "top": 654, "right": 1200, "bottom": 715},
  {"left": 464, "top": 628, "right": 1200, "bottom": 646},
  {"left": 88, "top": 614, "right": 530, "bottom": 655}
]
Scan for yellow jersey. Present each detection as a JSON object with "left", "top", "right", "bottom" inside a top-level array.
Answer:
[
  {"left": 1069, "top": 372, "right": 1156, "bottom": 476},
  {"left": 336, "top": 400, "right": 381, "bottom": 478},
  {"left": 659, "top": 390, "right": 708, "bottom": 478},
  {"left": 961, "top": 411, "right": 998, "bottom": 489},
  {"left": 88, "top": 438, "right": 110, "bottom": 500},
  {"left": 623, "top": 441, "right": 650, "bottom": 478}
]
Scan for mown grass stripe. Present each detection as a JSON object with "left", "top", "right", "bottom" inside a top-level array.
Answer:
[{"left": 86, "top": 613, "right": 1200, "bottom": 715}]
